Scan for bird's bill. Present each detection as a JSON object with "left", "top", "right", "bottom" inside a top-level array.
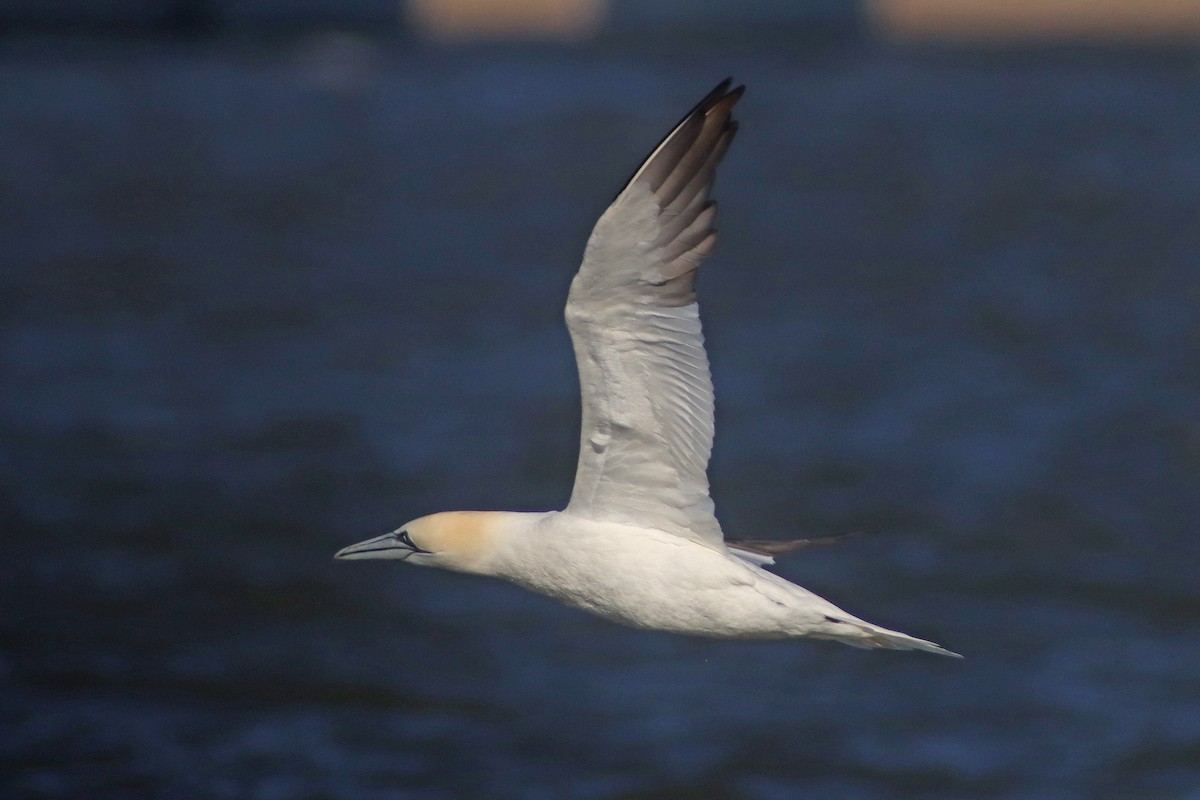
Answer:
[{"left": 334, "top": 532, "right": 417, "bottom": 560}]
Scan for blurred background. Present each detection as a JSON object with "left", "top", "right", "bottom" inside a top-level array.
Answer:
[{"left": 2, "top": 1, "right": 1199, "bottom": 798}]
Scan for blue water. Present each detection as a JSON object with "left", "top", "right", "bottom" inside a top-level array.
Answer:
[{"left": 2, "top": 29, "right": 1199, "bottom": 800}]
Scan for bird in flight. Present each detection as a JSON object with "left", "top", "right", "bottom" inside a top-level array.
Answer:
[{"left": 337, "top": 80, "right": 959, "bottom": 657}]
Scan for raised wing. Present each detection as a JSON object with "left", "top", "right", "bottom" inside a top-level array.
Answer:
[{"left": 563, "top": 80, "right": 743, "bottom": 546}]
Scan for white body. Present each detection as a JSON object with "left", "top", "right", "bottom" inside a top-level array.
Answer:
[{"left": 474, "top": 511, "right": 952, "bottom": 652}]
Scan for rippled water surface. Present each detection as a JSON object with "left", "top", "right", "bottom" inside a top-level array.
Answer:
[{"left": 2, "top": 28, "right": 1199, "bottom": 800}]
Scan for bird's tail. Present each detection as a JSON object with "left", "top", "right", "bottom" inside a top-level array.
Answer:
[
  {"left": 831, "top": 619, "right": 962, "bottom": 658},
  {"left": 747, "top": 560, "right": 960, "bottom": 657}
]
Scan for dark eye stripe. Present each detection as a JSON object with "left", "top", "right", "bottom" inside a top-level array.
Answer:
[{"left": 397, "top": 530, "right": 429, "bottom": 553}]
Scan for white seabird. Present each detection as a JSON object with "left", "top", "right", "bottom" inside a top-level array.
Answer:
[{"left": 337, "top": 80, "right": 959, "bottom": 657}]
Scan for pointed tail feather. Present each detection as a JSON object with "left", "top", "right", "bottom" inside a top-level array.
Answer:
[{"left": 835, "top": 621, "right": 962, "bottom": 658}]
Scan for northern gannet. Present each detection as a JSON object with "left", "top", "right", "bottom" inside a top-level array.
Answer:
[{"left": 337, "top": 80, "right": 959, "bottom": 657}]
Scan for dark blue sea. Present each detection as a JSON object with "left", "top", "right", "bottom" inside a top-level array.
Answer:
[{"left": 2, "top": 18, "right": 1199, "bottom": 800}]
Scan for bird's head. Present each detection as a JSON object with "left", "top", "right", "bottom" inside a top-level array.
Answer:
[{"left": 334, "top": 511, "right": 499, "bottom": 574}]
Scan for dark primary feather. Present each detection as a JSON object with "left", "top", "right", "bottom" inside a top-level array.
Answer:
[
  {"left": 727, "top": 532, "right": 866, "bottom": 557},
  {"left": 620, "top": 79, "right": 744, "bottom": 308}
]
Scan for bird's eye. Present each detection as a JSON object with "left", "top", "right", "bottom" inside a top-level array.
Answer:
[{"left": 397, "top": 530, "right": 426, "bottom": 552}]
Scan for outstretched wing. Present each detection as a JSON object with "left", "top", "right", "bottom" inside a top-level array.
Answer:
[{"left": 563, "top": 80, "right": 743, "bottom": 546}]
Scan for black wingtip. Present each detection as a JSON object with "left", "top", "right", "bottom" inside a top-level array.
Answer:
[
  {"left": 676, "top": 78, "right": 742, "bottom": 131},
  {"left": 612, "top": 79, "right": 746, "bottom": 202},
  {"left": 699, "top": 78, "right": 744, "bottom": 114}
]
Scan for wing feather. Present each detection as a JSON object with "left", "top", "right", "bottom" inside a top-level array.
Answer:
[{"left": 563, "top": 80, "right": 743, "bottom": 545}]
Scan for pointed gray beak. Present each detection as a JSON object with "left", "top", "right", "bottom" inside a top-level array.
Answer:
[{"left": 334, "top": 532, "right": 416, "bottom": 561}]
